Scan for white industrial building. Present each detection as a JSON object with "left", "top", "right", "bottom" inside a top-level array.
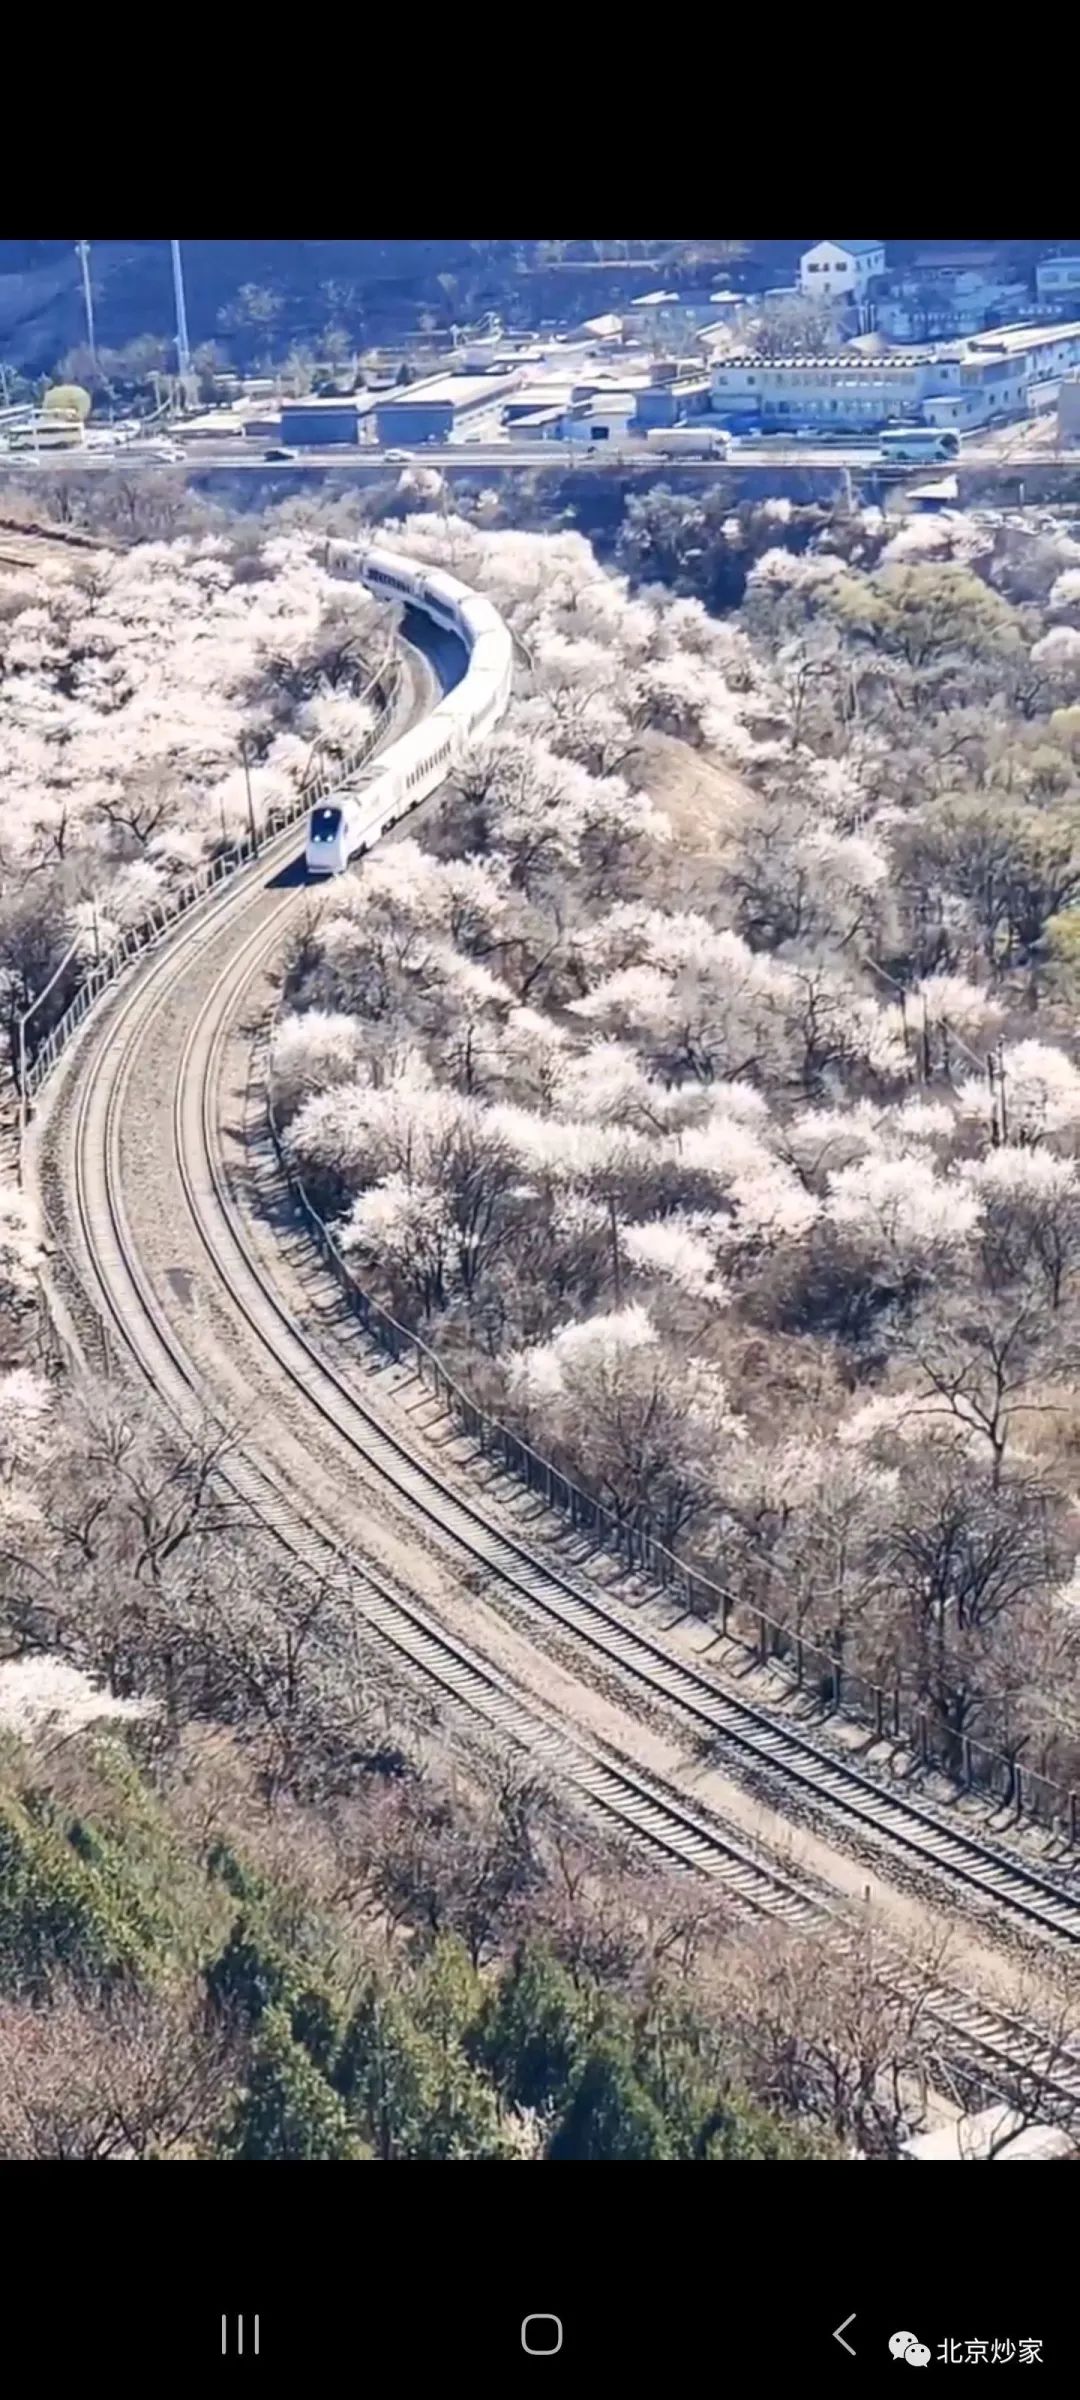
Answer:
[
  {"left": 924, "top": 321, "right": 1080, "bottom": 431},
  {"left": 710, "top": 319, "right": 1080, "bottom": 433},
  {"left": 1037, "top": 255, "right": 1080, "bottom": 303},
  {"left": 563, "top": 392, "right": 638, "bottom": 447},
  {"left": 711, "top": 350, "right": 938, "bottom": 427},
  {"left": 799, "top": 241, "right": 886, "bottom": 301}
]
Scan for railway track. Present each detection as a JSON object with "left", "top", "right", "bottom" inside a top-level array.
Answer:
[
  {"left": 52, "top": 901, "right": 1080, "bottom": 2114},
  {"left": 206, "top": 954, "right": 1080, "bottom": 1950},
  {"left": 31, "top": 626, "right": 1080, "bottom": 2124},
  {"left": 66, "top": 874, "right": 827, "bottom": 1938}
]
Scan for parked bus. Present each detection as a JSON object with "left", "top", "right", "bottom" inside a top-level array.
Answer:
[{"left": 879, "top": 426, "right": 961, "bottom": 463}]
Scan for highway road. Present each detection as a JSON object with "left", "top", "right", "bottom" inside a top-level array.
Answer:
[{"left": 4, "top": 439, "right": 1078, "bottom": 483}]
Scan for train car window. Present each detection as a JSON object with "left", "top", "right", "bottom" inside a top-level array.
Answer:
[{"left": 309, "top": 806, "right": 342, "bottom": 840}]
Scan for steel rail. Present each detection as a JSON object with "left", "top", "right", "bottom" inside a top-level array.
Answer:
[
  {"left": 184, "top": 915, "right": 1080, "bottom": 1951},
  {"left": 36, "top": 617, "right": 1080, "bottom": 2124},
  {"left": 68, "top": 907, "right": 1080, "bottom": 2113}
]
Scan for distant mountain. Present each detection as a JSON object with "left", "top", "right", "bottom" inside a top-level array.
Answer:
[
  {"left": 1, "top": 241, "right": 1066, "bottom": 374},
  {"left": 0, "top": 242, "right": 540, "bottom": 370}
]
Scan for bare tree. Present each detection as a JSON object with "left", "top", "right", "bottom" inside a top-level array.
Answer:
[
  {"left": 719, "top": 1921, "right": 959, "bottom": 2157},
  {"left": 894, "top": 1294, "right": 1075, "bottom": 1488},
  {"left": 0, "top": 1982, "right": 241, "bottom": 2160}
]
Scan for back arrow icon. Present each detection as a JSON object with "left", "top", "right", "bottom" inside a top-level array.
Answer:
[{"left": 833, "top": 2314, "right": 856, "bottom": 2357}]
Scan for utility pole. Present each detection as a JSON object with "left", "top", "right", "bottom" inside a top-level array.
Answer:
[
  {"left": 75, "top": 241, "right": 96, "bottom": 366},
  {"left": 240, "top": 736, "right": 259, "bottom": 856},
  {"left": 171, "top": 239, "right": 192, "bottom": 380}
]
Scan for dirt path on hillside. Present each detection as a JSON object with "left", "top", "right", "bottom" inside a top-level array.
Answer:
[{"left": 639, "top": 729, "right": 754, "bottom": 865}]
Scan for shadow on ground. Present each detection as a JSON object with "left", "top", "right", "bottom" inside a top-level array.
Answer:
[{"left": 265, "top": 849, "right": 311, "bottom": 890}]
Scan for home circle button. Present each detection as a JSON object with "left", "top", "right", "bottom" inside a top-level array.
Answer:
[{"left": 522, "top": 2315, "right": 563, "bottom": 2356}]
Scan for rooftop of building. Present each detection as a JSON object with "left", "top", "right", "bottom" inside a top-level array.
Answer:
[
  {"left": 280, "top": 394, "right": 361, "bottom": 410},
  {"left": 967, "top": 317, "right": 1080, "bottom": 354},
  {"left": 808, "top": 239, "right": 884, "bottom": 258},
  {"left": 574, "top": 372, "right": 653, "bottom": 394},
  {"left": 718, "top": 352, "right": 944, "bottom": 370},
  {"left": 507, "top": 383, "right": 576, "bottom": 410},
  {"left": 376, "top": 369, "right": 522, "bottom": 411},
  {"left": 506, "top": 406, "right": 566, "bottom": 428},
  {"left": 912, "top": 248, "right": 1004, "bottom": 271}
]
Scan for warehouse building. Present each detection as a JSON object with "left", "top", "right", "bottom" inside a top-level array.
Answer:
[
  {"left": 634, "top": 375, "right": 712, "bottom": 430},
  {"left": 710, "top": 350, "right": 943, "bottom": 427},
  {"left": 374, "top": 370, "right": 522, "bottom": 447},
  {"left": 563, "top": 398, "right": 635, "bottom": 447},
  {"left": 278, "top": 397, "right": 362, "bottom": 447},
  {"left": 711, "top": 321, "right": 1080, "bottom": 433},
  {"left": 503, "top": 406, "right": 565, "bottom": 440},
  {"left": 924, "top": 321, "right": 1080, "bottom": 430},
  {"left": 504, "top": 383, "right": 575, "bottom": 424}
]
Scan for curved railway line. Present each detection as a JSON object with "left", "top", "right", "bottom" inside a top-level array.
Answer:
[{"left": 27, "top": 608, "right": 1080, "bottom": 2128}]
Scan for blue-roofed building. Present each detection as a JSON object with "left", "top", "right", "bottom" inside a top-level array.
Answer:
[
  {"left": 799, "top": 241, "right": 886, "bottom": 301},
  {"left": 279, "top": 398, "right": 360, "bottom": 447},
  {"left": 374, "top": 369, "right": 523, "bottom": 448}
]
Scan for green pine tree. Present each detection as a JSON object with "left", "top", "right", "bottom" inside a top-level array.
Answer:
[
  {"left": 548, "top": 2041, "right": 674, "bottom": 2161},
  {"left": 474, "top": 1941, "right": 592, "bottom": 2115},
  {"left": 338, "top": 1973, "right": 512, "bottom": 2161},
  {"left": 221, "top": 2007, "right": 363, "bottom": 2161}
]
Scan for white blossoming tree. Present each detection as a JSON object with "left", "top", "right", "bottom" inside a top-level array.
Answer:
[{"left": 504, "top": 1304, "right": 744, "bottom": 1545}]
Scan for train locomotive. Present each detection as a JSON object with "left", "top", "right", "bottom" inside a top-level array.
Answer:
[{"left": 304, "top": 547, "right": 514, "bottom": 877}]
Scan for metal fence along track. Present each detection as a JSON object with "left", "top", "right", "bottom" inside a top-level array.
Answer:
[
  {"left": 173, "top": 929, "right": 1080, "bottom": 1951},
  {"left": 25, "top": 610, "right": 1080, "bottom": 2128},
  {"left": 61, "top": 903, "right": 1080, "bottom": 2118},
  {"left": 266, "top": 1085, "right": 1080, "bottom": 1850}
]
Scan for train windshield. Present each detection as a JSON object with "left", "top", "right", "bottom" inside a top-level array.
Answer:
[{"left": 309, "top": 806, "right": 342, "bottom": 841}]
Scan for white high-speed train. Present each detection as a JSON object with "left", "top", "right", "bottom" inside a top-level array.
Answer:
[{"left": 304, "top": 546, "right": 514, "bottom": 876}]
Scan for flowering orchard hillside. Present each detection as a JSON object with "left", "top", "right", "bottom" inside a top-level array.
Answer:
[
  {"left": 0, "top": 523, "right": 392, "bottom": 1505},
  {"left": 0, "top": 527, "right": 391, "bottom": 1065},
  {"left": 275, "top": 507, "right": 1080, "bottom": 1798}
]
